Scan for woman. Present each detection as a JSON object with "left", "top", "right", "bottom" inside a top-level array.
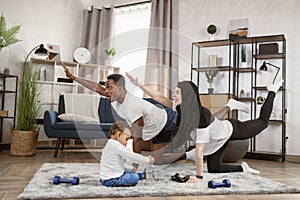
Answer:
[
  {"left": 174, "top": 80, "right": 283, "bottom": 183},
  {"left": 126, "top": 73, "right": 282, "bottom": 181}
]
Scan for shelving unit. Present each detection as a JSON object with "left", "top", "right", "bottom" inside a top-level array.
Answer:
[
  {"left": 0, "top": 73, "right": 18, "bottom": 142},
  {"left": 31, "top": 58, "right": 119, "bottom": 147},
  {"left": 191, "top": 34, "right": 286, "bottom": 161}
]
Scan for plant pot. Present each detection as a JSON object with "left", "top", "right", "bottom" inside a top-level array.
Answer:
[
  {"left": 105, "top": 57, "right": 113, "bottom": 66},
  {"left": 10, "top": 130, "right": 39, "bottom": 156},
  {"left": 208, "top": 88, "right": 214, "bottom": 94},
  {"left": 240, "top": 62, "right": 247, "bottom": 68}
]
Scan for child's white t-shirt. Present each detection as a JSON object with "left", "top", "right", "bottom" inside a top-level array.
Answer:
[{"left": 100, "top": 139, "right": 150, "bottom": 181}]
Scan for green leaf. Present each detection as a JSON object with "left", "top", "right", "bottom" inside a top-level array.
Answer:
[
  {"left": 105, "top": 48, "right": 116, "bottom": 56},
  {"left": 0, "top": 13, "right": 21, "bottom": 48},
  {"left": 0, "top": 14, "right": 7, "bottom": 36}
]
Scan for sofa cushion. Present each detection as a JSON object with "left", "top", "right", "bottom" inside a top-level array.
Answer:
[
  {"left": 57, "top": 113, "right": 98, "bottom": 123},
  {"left": 53, "top": 122, "right": 112, "bottom": 131}
]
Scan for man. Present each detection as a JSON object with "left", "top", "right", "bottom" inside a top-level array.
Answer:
[
  {"left": 63, "top": 65, "right": 249, "bottom": 165},
  {"left": 62, "top": 64, "right": 181, "bottom": 165}
]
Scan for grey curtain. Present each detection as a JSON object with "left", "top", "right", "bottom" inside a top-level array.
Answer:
[
  {"left": 81, "top": 6, "right": 115, "bottom": 65},
  {"left": 145, "top": 0, "right": 179, "bottom": 98}
]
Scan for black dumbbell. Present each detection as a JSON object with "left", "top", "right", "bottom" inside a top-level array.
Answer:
[
  {"left": 208, "top": 179, "right": 231, "bottom": 189},
  {"left": 53, "top": 176, "right": 80, "bottom": 185}
]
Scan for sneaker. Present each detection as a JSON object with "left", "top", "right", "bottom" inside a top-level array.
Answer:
[
  {"left": 267, "top": 79, "right": 283, "bottom": 93},
  {"left": 186, "top": 148, "right": 196, "bottom": 162},
  {"left": 241, "top": 161, "right": 260, "bottom": 174},
  {"left": 226, "top": 99, "right": 250, "bottom": 113}
]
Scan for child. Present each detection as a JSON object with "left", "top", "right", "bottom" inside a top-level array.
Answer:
[{"left": 100, "top": 121, "right": 155, "bottom": 187}]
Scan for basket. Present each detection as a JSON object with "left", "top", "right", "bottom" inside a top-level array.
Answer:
[
  {"left": 0, "top": 110, "right": 8, "bottom": 117},
  {"left": 10, "top": 130, "right": 39, "bottom": 156}
]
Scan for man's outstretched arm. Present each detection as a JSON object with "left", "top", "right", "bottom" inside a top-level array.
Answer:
[
  {"left": 126, "top": 72, "right": 173, "bottom": 108},
  {"left": 61, "top": 62, "right": 106, "bottom": 96}
]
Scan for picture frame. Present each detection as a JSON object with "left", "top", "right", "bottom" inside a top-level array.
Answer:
[
  {"left": 228, "top": 18, "right": 249, "bottom": 40},
  {"left": 46, "top": 43, "right": 61, "bottom": 61}
]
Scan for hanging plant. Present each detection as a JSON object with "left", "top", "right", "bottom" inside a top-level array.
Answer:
[{"left": 0, "top": 13, "right": 21, "bottom": 49}]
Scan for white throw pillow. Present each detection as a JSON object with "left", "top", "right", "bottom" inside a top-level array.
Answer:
[{"left": 58, "top": 113, "right": 99, "bottom": 123}]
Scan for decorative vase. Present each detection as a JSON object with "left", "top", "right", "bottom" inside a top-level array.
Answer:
[
  {"left": 105, "top": 57, "right": 113, "bottom": 66},
  {"left": 3, "top": 68, "right": 10, "bottom": 75},
  {"left": 10, "top": 130, "right": 39, "bottom": 156}
]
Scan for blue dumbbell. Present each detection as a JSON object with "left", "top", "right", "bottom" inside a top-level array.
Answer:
[
  {"left": 53, "top": 176, "right": 80, "bottom": 185},
  {"left": 208, "top": 179, "right": 231, "bottom": 189}
]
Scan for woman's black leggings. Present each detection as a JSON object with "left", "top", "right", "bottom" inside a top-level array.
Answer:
[{"left": 206, "top": 92, "right": 276, "bottom": 173}]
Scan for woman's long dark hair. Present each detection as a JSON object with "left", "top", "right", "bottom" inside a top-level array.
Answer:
[{"left": 168, "top": 81, "right": 213, "bottom": 151}]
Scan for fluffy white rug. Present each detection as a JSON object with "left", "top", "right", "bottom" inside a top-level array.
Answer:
[{"left": 18, "top": 163, "right": 300, "bottom": 199}]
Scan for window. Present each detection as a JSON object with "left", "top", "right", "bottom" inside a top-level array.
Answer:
[{"left": 113, "top": 3, "right": 151, "bottom": 97}]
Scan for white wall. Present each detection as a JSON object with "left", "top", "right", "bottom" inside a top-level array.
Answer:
[
  {"left": 0, "top": 0, "right": 89, "bottom": 142},
  {"left": 178, "top": 0, "right": 300, "bottom": 155},
  {"left": 1, "top": 0, "right": 299, "bottom": 156}
]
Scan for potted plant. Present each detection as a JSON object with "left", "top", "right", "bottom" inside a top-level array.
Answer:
[
  {"left": 205, "top": 70, "right": 218, "bottom": 94},
  {"left": 104, "top": 47, "right": 116, "bottom": 66},
  {"left": 240, "top": 89, "right": 245, "bottom": 98},
  {"left": 0, "top": 13, "right": 21, "bottom": 51},
  {"left": 10, "top": 61, "right": 40, "bottom": 156},
  {"left": 207, "top": 24, "right": 217, "bottom": 40}
]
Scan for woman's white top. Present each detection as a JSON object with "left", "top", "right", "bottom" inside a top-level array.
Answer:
[
  {"left": 100, "top": 139, "right": 150, "bottom": 181},
  {"left": 192, "top": 117, "right": 233, "bottom": 155}
]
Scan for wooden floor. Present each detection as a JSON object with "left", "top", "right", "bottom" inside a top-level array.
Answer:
[{"left": 1, "top": 149, "right": 300, "bottom": 200}]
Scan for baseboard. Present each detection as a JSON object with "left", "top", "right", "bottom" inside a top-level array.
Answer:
[
  {"left": 286, "top": 154, "right": 300, "bottom": 163},
  {"left": 0, "top": 139, "right": 107, "bottom": 151},
  {"left": 0, "top": 143, "right": 10, "bottom": 151},
  {"left": 244, "top": 152, "right": 284, "bottom": 162}
]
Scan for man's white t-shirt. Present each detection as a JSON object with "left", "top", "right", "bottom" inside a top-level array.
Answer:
[
  {"left": 100, "top": 139, "right": 150, "bottom": 181},
  {"left": 111, "top": 93, "right": 167, "bottom": 141},
  {"left": 192, "top": 117, "right": 233, "bottom": 155}
]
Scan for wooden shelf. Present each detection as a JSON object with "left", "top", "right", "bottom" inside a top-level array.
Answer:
[
  {"left": 269, "top": 119, "right": 284, "bottom": 123},
  {"left": 253, "top": 53, "right": 285, "bottom": 60},
  {"left": 193, "top": 39, "right": 232, "bottom": 48},
  {"left": 31, "top": 57, "right": 77, "bottom": 67},
  {"left": 237, "top": 97, "right": 256, "bottom": 102},
  {"left": 0, "top": 74, "right": 18, "bottom": 78},
  {"left": 253, "top": 86, "right": 284, "bottom": 90},
  {"left": 192, "top": 66, "right": 256, "bottom": 73},
  {"left": 192, "top": 66, "right": 233, "bottom": 72},
  {"left": 235, "top": 67, "right": 256, "bottom": 73},
  {"left": 193, "top": 34, "right": 285, "bottom": 47},
  {"left": 0, "top": 90, "right": 17, "bottom": 93}
]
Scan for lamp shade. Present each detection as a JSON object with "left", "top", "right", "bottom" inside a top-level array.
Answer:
[
  {"left": 34, "top": 44, "right": 48, "bottom": 56},
  {"left": 259, "top": 61, "right": 268, "bottom": 71}
]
